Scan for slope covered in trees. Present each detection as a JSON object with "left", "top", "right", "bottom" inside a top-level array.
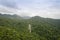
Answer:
[{"left": 0, "top": 14, "right": 60, "bottom": 40}]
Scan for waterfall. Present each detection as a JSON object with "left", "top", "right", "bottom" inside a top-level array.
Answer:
[{"left": 28, "top": 24, "right": 31, "bottom": 33}]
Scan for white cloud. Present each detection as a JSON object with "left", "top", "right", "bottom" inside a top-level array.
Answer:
[
  {"left": 0, "top": 4, "right": 60, "bottom": 19},
  {"left": 0, "top": 0, "right": 60, "bottom": 19},
  {"left": 0, "top": 5, "right": 18, "bottom": 15}
]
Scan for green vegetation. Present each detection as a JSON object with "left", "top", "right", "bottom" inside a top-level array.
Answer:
[{"left": 0, "top": 14, "right": 60, "bottom": 40}]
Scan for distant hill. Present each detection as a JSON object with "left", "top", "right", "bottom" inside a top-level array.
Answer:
[
  {"left": 22, "top": 16, "right": 31, "bottom": 19},
  {"left": 0, "top": 13, "right": 60, "bottom": 40},
  {"left": 0, "top": 13, "right": 23, "bottom": 20}
]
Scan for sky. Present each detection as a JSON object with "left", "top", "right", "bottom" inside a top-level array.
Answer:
[{"left": 0, "top": 0, "right": 60, "bottom": 19}]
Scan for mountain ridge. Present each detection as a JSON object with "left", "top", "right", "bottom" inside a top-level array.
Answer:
[{"left": 0, "top": 13, "right": 60, "bottom": 40}]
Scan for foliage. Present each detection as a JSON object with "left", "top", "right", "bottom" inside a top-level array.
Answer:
[{"left": 0, "top": 14, "right": 60, "bottom": 40}]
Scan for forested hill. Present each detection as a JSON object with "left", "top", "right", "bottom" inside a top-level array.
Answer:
[{"left": 0, "top": 13, "right": 60, "bottom": 40}]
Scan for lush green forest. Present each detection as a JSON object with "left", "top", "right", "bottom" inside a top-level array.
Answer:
[{"left": 0, "top": 14, "right": 60, "bottom": 40}]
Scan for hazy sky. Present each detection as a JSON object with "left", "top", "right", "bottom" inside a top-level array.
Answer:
[{"left": 0, "top": 0, "right": 60, "bottom": 19}]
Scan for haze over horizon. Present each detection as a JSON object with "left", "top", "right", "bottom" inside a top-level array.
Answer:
[{"left": 0, "top": 0, "right": 60, "bottom": 19}]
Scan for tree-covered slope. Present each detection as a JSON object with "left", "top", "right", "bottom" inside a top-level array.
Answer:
[
  {"left": 28, "top": 16, "right": 60, "bottom": 40},
  {"left": 0, "top": 14, "right": 60, "bottom": 40}
]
